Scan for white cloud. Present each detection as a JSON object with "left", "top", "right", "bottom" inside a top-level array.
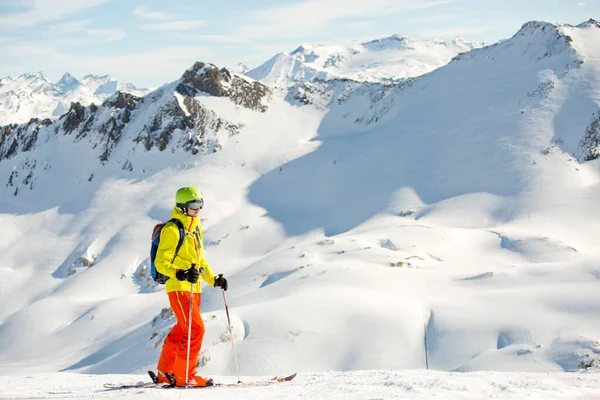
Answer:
[
  {"left": 178, "top": 34, "right": 250, "bottom": 44},
  {"left": 408, "top": 13, "right": 479, "bottom": 24},
  {"left": 577, "top": 2, "right": 586, "bottom": 6},
  {"left": 416, "top": 26, "right": 494, "bottom": 38},
  {"left": 44, "top": 20, "right": 126, "bottom": 43},
  {"left": 203, "top": 0, "right": 455, "bottom": 42},
  {"left": 0, "top": 0, "right": 113, "bottom": 28},
  {"left": 249, "top": 0, "right": 453, "bottom": 22},
  {"left": 133, "top": 6, "right": 174, "bottom": 20},
  {"left": 46, "top": 20, "right": 91, "bottom": 35},
  {"left": 86, "top": 28, "right": 126, "bottom": 42},
  {"left": 1, "top": 0, "right": 34, "bottom": 6},
  {"left": 0, "top": 37, "right": 17, "bottom": 44},
  {"left": 0, "top": 40, "right": 213, "bottom": 87},
  {"left": 141, "top": 20, "right": 206, "bottom": 31},
  {"left": 342, "top": 21, "right": 372, "bottom": 31}
]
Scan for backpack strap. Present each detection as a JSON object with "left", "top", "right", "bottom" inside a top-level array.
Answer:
[{"left": 168, "top": 218, "right": 186, "bottom": 263}]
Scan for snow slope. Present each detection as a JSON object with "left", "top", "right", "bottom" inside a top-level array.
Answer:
[
  {"left": 2, "top": 370, "right": 600, "bottom": 399},
  {"left": 246, "top": 34, "right": 484, "bottom": 87},
  {"left": 0, "top": 72, "right": 149, "bottom": 126},
  {"left": 1, "top": 19, "right": 600, "bottom": 399}
]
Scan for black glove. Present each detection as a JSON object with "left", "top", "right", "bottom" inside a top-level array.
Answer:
[
  {"left": 214, "top": 274, "right": 228, "bottom": 291},
  {"left": 176, "top": 265, "right": 199, "bottom": 284}
]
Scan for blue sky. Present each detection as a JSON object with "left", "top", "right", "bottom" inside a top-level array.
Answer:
[{"left": 0, "top": 0, "right": 597, "bottom": 88}]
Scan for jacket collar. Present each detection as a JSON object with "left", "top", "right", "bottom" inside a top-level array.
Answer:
[{"left": 170, "top": 206, "right": 198, "bottom": 232}]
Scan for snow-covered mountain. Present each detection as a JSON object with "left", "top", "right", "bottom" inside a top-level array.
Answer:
[
  {"left": 1, "top": 19, "right": 600, "bottom": 399},
  {"left": 0, "top": 71, "right": 150, "bottom": 126},
  {"left": 246, "top": 34, "right": 484, "bottom": 87},
  {"left": 0, "top": 61, "right": 271, "bottom": 196}
]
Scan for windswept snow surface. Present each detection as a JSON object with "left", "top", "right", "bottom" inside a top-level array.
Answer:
[
  {"left": 1, "top": 20, "right": 600, "bottom": 400},
  {"left": 2, "top": 370, "right": 600, "bottom": 400}
]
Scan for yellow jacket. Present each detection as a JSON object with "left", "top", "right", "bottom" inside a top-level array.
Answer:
[{"left": 155, "top": 206, "right": 217, "bottom": 293}]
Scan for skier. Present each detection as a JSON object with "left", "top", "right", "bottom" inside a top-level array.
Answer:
[{"left": 153, "top": 186, "right": 228, "bottom": 387}]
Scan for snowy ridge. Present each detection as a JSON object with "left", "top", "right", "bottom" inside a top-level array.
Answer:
[
  {"left": 1, "top": 20, "right": 600, "bottom": 399},
  {"left": 0, "top": 71, "right": 150, "bottom": 126},
  {"left": 0, "top": 63, "right": 272, "bottom": 204},
  {"left": 246, "top": 34, "right": 484, "bottom": 87}
]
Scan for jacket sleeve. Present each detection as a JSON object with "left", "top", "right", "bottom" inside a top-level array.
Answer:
[
  {"left": 194, "top": 225, "right": 217, "bottom": 286},
  {"left": 155, "top": 223, "right": 191, "bottom": 278},
  {"left": 199, "top": 257, "right": 217, "bottom": 286}
]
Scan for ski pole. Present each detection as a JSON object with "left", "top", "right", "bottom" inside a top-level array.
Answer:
[
  {"left": 185, "top": 281, "right": 195, "bottom": 388},
  {"left": 222, "top": 289, "right": 241, "bottom": 383}
]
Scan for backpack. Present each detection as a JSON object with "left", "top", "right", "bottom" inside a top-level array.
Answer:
[{"left": 150, "top": 218, "right": 185, "bottom": 284}]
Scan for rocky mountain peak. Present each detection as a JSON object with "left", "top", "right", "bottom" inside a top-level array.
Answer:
[
  {"left": 102, "top": 91, "right": 140, "bottom": 110},
  {"left": 515, "top": 21, "right": 561, "bottom": 37},
  {"left": 228, "top": 63, "right": 250, "bottom": 74},
  {"left": 56, "top": 72, "right": 80, "bottom": 93},
  {"left": 362, "top": 34, "right": 411, "bottom": 50},
  {"left": 9, "top": 72, "right": 54, "bottom": 93},
  {"left": 81, "top": 74, "right": 111, "bottom": 81},
  {"left": 60, "top": 102, "right": 87, "bottom": 134},
  {"left": 177, "top": 61, "right": 271, "bottom": 112},
  {"left": 178, "top": 62, "right": 225, "bottom": 97},
  {"left": 22, "top": 71, "right": 50, "bottom": 82},
  {"left": 366, "top": 34, "right": 408, "bottom": 44},
  {"left": 290, "top": 43, "right": 315, "bottom": 55},
  {"left": 577, "top": 19, "right": 600, "bottom": 29},
  {"left": 498, "top": 19, "right": 579, "bottom": 62}
]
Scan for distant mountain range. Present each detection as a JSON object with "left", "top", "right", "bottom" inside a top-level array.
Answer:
[
  {"left": 0, "top": 61, "right": 271, "bottom": 198},
  {"left": 246, "top": 34, "right": 484, "bottom": 87},
  {"left": 0, "top": 34, "right": 482, "bottom": 126},
  {"left": 0, "top": 72, "right": 150, "bottom": 125}
]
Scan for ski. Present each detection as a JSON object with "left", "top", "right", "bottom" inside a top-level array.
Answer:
[
  {"left": 103, "top": 382, "right": 158, "bottom": 389},
  {"left": 103, "top": 372, "right": 296, "bottom": 390}
]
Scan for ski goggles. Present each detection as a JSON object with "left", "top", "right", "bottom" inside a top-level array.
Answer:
[{"left": 187, "top": 199, "right": 204, "bottom": 210}]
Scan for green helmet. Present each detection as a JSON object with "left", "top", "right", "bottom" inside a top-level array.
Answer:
[{"left": 175, "top": 186, "right": 203, "bottom": 204}]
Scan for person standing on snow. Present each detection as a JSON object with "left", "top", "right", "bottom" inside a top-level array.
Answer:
[{"left": 153, "top": 186, "right": 228, "bottom": 387}]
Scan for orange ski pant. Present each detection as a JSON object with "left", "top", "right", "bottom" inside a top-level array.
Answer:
[{"left": 157, "top": 291, "right": 204, "bottom": 384}]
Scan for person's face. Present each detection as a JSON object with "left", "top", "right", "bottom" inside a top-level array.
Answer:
[{"left": 186, "top": 199, "right": 203, "bottom": 217}]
